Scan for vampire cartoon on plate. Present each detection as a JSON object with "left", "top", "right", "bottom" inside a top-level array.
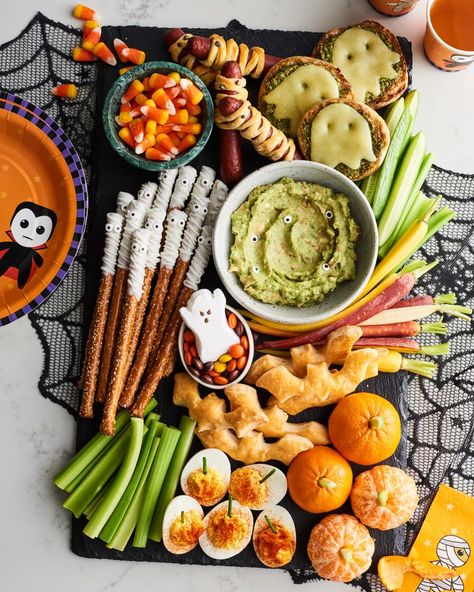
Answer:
[{"left": 0, "top": 201, "right": 57, "bottom": 289}]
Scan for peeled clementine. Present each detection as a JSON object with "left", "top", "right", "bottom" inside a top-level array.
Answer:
[
  {"left": 308, "top": 514, "right": 375, "bottom": 582},
  {"left": 351, "top": 465, "right": 419, "bottom": 530},
  {"left": 328, "top": 392, "right": 401, "bottom": 465},
  {"left": 287, "top": 446, "right": 353, "bottom": 513}
]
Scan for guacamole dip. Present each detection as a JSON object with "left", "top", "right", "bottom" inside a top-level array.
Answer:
[{"left": 229, "top": 177, "right": 360, "bottom": 307}]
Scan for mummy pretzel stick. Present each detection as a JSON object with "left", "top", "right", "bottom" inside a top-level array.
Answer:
[
  {"left": 215, "top": 61, "right": 301, "bottom": 162},
  {"left": 96, "top": 199, "right": 148, "bottom": 403},
  {"left": 205, "top": 179, "right": 229, "bottom": 225},
  {"left": 154, "top": 169, "right": 178, "bottom": 211},
  {"left": 146, "top": 167, "right": 215, "bottom": 368},
  {"left": 136, "top": 181, "right": 158, "bottom": 210},
  {"left": 79, "top": 212, "right": 124, "bottom": 418},
  {"left": 168, "top": 165, "right": 197, "bottom": 210},
  {"left": 131, "top": 225, "right": 213, "bottom": 418},
  {"left": 120, "top": 209, "right": 188, "bottom": 407},
  {"left": 101, "top": 228, "right": 150, "bottom": 435},
  {"left": 116, "top": 191, "right": 134, "bottom": 215}
]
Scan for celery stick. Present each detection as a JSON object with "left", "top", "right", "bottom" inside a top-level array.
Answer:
[
  {"left": 63, "top": 427, "right": 131, "bottom": 518},
  {"left": 372, "top": 108, "right": 413, "bottom": 219},
  {"left": 399, "top": 90, "right": 419, "bottom": 154},
  {"left": 133, "top": 426, "right": 180, "bottom": 548},
  {"left": 84, "top": 418, "right": 144, "bottom": 539},
  {"left": 54, "top": 399, "right": 157, "bottom": 491},
  {"left": 391, "top": 192, "right": 434, "bottom": 249},
  {"left": 145, "top": 412, "right": 161, "bottom": 426},
  {"left": 361, "top": 97, "right": 405, "bottom": 205},
  {"left": 107, "top": 437, "right": 160, "bottom": 551},
  {"left": 378, "top": 131, "right": 427, "bottom": 246},
  {"left": 84, "top": 488, "right": 107, "bottom": 519},
  {"left": 149, "top": 416, "right": 197, "bottom": 542},
  {"left": 379, "top": 153, "right": 434, "bottom": 257},
  {"left": 99, "top": 420, "right": 159, "bottom": 543}
]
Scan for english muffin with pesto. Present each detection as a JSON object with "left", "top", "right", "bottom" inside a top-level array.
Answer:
[
  {"left": 297, "top": 97, "right": 389, "bottom": 181},
  {"left": 312, "top": 20, "right": 408, "bottom": 110},
  {"left": 258, "top": 56, "right": 354, "bottom": 138}
]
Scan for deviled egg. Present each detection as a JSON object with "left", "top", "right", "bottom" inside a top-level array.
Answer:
[
  {"left": 253, "top": 505, "right": 296, "bottom": 568},
  {"left": 181, "top": 448, "right": 231, "bottom": 507},
  {"left": 228, "top": 464, "right": 287, "bottom": 510},
  {"left": 199, "top": 496, "right": 253, "bottom": 560},
  {"left": 162, "top": 495, "right": 205, "bottom": 555}
]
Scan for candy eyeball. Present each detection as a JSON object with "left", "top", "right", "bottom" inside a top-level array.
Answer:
[
  {"left": 198, "top": 236, "right": 204, "bottom": 244},
  {"left": 283, "top": 215, "right": 292, "bottom": 224},
  {"left": 206, "top": 238, "right": 212, "bottom": 246},
  {"left": 251, "top": 235, "right": 259, "bottom": 243},
  {"left": 132, "top": 243, "right": 138, "bottom": 251},
  {"left": 182, "top": 179, "right": 188, "bottom": 185},
  {"left": 253, "top": 265, "right": 260, "bottom": 273},
  {"left": 170, "top": 216, "right": 176, "bottom": 223},
  {"left": 202, "top": 179, "right": 209, "bottom": 186},
  {"left": 114, "top": 224, "right": 122, "bottom": 232},
  {"left": 326, "top": 210, "right": 333, "bottom": 219},
  {"left": 140, "top": 245, "right": 146, "bottom": 253},
  {"left": 105, "top": 223, "right": 113, "bottom": 232},
  {"left": 322, "top": 263, "right": 330, "bottom": 272},
  {"left": 193, "top": 204, "right": 200, "bottom": 210}
]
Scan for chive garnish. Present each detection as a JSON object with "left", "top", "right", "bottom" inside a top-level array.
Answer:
[
  {"left": 265, "top": 515, "right": 276, "bottom": 534},
  {"left": 181, "top": 510, "right": 185, "bottom": 523},
  {"left": 227, "top": 493, "right": 233, "bottom": 518},
  {"left": 259, "top": 468, "right": 276, "bottom": 484},
  {"left": 202, "top": 456, "right": 207, "bottom": 475}
]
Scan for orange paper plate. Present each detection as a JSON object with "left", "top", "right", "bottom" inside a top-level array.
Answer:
[{"left": 0, "top": 93, "right": 87, "bottom": 325}]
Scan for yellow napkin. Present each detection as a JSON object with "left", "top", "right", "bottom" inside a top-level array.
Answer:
[{"left": 401, "top": 484, "right": 473, "bottom": 591}]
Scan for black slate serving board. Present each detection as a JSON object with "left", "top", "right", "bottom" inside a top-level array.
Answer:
[{"left": 72, "top": 20, "right": 412, "bottom": 578}]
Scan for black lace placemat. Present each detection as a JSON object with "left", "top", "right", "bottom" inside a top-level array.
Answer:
[{"left": 0, "top": 13, "right": 473, "bottom": 592}]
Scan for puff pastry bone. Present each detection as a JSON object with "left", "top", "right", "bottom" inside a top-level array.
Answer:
[
  {"left": 173, "top": 373, "right": 329, "bottom": 465},
  {"left": 248, "top": 326, "right": 386, "bottom": 414},
  {"left": 214, "top": 70, "right": 297, "bottom": 162}
]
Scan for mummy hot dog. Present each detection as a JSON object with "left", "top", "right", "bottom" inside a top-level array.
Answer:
[{"left": 79, "top": 212, "right": 124, "bottom": 418}]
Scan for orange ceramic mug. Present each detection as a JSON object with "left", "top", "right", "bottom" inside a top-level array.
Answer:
[
  {"left": 424, "top": 0, "right": 474, "bottom": 71},
  {"left": 368, "top": 0, "right": 421, "bottom": 16}
]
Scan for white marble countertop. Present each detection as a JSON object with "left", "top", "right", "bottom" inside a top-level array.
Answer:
[{"left": 0, "top": 2, "right": 473, "bottom": 592}]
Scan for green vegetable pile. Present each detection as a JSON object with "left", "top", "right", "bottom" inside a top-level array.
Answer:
[
  {"left": 54, "top": 400, "right": 196, "bottom": 551},
  {"left": 361, "top": 90, "right": 456, "bottom": 259}
]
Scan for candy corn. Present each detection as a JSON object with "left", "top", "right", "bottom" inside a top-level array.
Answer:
[
  {"left": 51, "top": 84, "right": 78, "bottom": 99},
  {"left": 81, "top": 26, "right": 101, "bottom": 52},
  {"left": 116, "top": 70, "right": 206, "bottom": 161},
  {"left": 113, "top": 38, "right": 128, "bottom": 62},
  {"left": 122, "top": 47, "right": 146, "bottom": 65},
  {"left": 93, "top": 42, "right": 117, "bottom": 66},
  {"left": 72, "top": 47, "right": 98, "bottom": 62},
  {"left": 82, "top": 19, "right": 99, "bottom": 37},
  {"left": 119, "top": 66, "right": 133, "bottom": 75},
  {"left": 73, "top": 4, "right": 99, "bottom": 21}
]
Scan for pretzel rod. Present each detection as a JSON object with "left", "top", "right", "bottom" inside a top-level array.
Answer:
[
  {"left": 119, "top": 209, "right": 188, "bottom": 408},
  {"left": 146, "top": 167, "right": 215, "bottom": 368},
  {"left": 187, "top": 34, "right": 280, "bottom": 78},
  {"left": 214, "top": 62, "right": 299, "bottom": 161},
  {"left": 131, "top": 224, "right": 213, "bottom": 417},
  {"left": 95, "top": 199, "right": 148, "bottom": 402},
  {"left": 101, "top": 228, "right": 150, "bottom": 434},
  {"left": 165, "top": 28, "right": 217, "bottom": 86},
  {"left": 137, "top": 181, "right": 158, "bottom": 210}
]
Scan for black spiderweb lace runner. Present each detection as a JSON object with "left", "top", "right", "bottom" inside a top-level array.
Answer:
[{"left": 0, "top": 13, "right": 473, "bottom": 591}]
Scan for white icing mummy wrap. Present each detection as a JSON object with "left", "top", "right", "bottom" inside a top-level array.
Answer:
[
  {"left": 144, "top": 208, "right": 166, "bottom": 270},
  {"left": 116, "top": 191, "right": 134, "bottom": 215},
  {"left": 168, "top": 166, "right": 197, "bottom": 210},
  {"left": 116, "top": 200, "right": 148, "bottom": 270},
  {"left": 191, "top": 165, "right": 216, "bottom": 199},
  {"left": 137, "top": 181, "right": 158, "bottom": 210},
  {"left": 205, "top": 179, "right": 228, "bottom": 226},
  {"left": 180, "top": 194, "right": 210, "bottom": 262},
  {"left": 128, "top": 228, "right": 151, "bottom": 300},
  {"left": 153, "top": 169, "right": 178, "bottom": 211},
  {"left": 101, "top": 213, "right": 125, "bottom": 276},
  {"left": 183, "top": 225, "right": 213, "bottom": 291},
  {"left": 160, "top": 209, "right": 188, "bottom": 269}
]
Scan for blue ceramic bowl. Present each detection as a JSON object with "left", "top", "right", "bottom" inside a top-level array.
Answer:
[{"left": 103, "top": 61, "right": 214, "bottom": 171}]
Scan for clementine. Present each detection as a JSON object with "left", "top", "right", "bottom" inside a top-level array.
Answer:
[
  {"left": 307, "top": 514, "right": 375, "bottom": 582},
  {"left": 328, "top": 392, "right": 401, "bottom": 465},
  {"left": 287, "top": 445, "right": 353, "bottom": 513},
  {"left": 351, "top": 465, "right": 419, "bottom": 530}
]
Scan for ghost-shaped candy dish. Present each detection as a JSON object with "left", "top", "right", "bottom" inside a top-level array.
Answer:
[{"left": 178, "top": 288, "right": 254, "bottom": 390}]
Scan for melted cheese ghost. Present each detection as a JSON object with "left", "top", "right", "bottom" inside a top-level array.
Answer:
[
  {"left": 332, "top": 29, "right": 400, "bottom": 101},
  {"left": 263, "top": 64, "right": 340, "bottom": 137},
  {"left": 310, "top": 103, "right": 376, "bottom": 169}
]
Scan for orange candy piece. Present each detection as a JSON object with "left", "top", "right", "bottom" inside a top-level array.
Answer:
[
  {"left": 177, "top": 134, "right": 196, "bottom": 153},
  {"left": 51, "top": 84, "right": 78, "bottom": 99},
  {"left": 140, "top": 106, "right": 169, "bottom": 125},
  {"left": 151, "top": 88, "right": 176, "bottom": 114},
  {"left": 118, "top": 127, "right": 135, "bottom": 149},
  {"left": 135, "top": 134, "right": 156, "bottom": 155},
  {"left": 121, "top": 79, "right": 145, "bottom": 104},
  {"left": 72, "top": 47, "right": 97, "bottom": 62},
  {"left": 113, "top": 38, "right": 128, "bottom": 63},
  {"left": 82, "top": 19, "right": 99, "bottom": 37},
  {"left": 145, "top": 147, "right": 172, "bottom": 161},
  {"left": 229, "top": 344, "right": 245, "bottom": 359},
  {"left": 168, "top": 109, "right": 189, "bottom": 124},
  {"left": 172, "top": 123, "right": 202, "bottom": 134},
  {"left": 149, "top": 72, "right": 176, "bottom": 89},
  {"left": 122, "top": 47, "right": 146, "bottom": 65},
  {"left": 129, "top": 118, "right": 145, "bottom": 143},
  {"left": 119, "top": 66, "right": 133, "bottom": 76},
  {"left": 180, "top": 78, "right": 204, "bottom": 105},
  {"left": 73, "top": 4, "right": 99, "bottom": 21},
  {"left": 81, "top": 26, "right": 101, "bottom": 52},
  {"left": 93, "top": 42, "right": 117, "bottom": 66},
  {"left": 156, "top": 134, "right": 178, "bottom": 156}
]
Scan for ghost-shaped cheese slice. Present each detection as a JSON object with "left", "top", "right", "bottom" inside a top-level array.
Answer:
[
  {"left": 310, "top": 102, "right": 376, "bottom": 169},
  {"left": 180, "top": 288, "right": 240, "bottom": 363},
  {"left": 332, "top": 28, "right": 400, "bottom": 101},
  {"left": 263, "top": 64, "right": 340, "bottom": 137}
]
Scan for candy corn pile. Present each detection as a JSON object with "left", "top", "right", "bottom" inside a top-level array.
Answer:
[{"left": 117, "top": 73, "right": 205, "bottom": 160}]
